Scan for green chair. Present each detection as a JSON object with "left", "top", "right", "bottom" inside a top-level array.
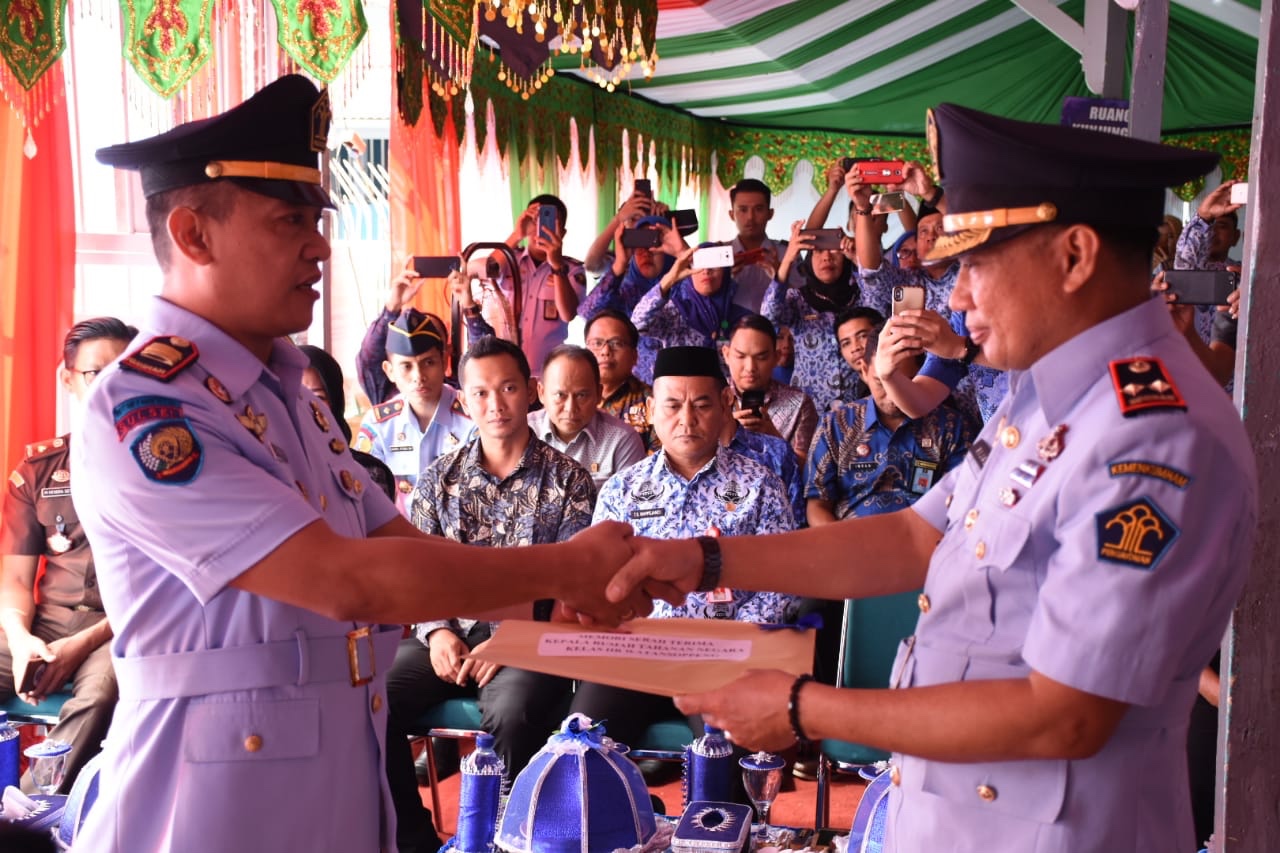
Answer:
[
  {"left": 814, "top": 592, "right": 921, "bottom": 830},
  {"left": 2, "top": 689, "right": 73, "bottom": 726}
]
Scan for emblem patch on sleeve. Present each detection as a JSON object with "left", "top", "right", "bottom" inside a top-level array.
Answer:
[
  {"left": 1109, "top": 357, "right": 1186, "bottom": 417},
  {"left": 1095, "top": 497, "right": 1179, "bottom": 570},
  {"left": 130, "top": 419, "right": 203, "bottom": 484}
]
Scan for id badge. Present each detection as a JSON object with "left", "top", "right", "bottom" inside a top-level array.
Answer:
[
  {"left": 543, "top": 300, "right": 559, "bottom": 320},
  {"left": 910, "top": 460, "right": 938, "bottom": 495},
  {"left": 705, "top": 587, "right": 734, "bottom": 604}
]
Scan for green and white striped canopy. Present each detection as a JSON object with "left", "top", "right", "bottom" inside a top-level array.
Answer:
[{"left": 558, "top": 0, "right": 1260, "bottom": 135}]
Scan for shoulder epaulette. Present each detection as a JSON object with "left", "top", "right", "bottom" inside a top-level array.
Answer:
[
  {"left": 450, "top": 397, "right": 470, "bottom": 419},
  {"left": 121, "top": 335, "right": 199, "bottom": 382},
  {"left": 374, "top": 399, "right": 404, "bottom": 423},
  {"left": 1109, "top": 357, "right": 1187, "bottom": 417},
  {"left": 23, "top": 436, "right": 66, "bottom": 460}
]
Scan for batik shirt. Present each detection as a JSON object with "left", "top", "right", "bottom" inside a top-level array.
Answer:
[
  {"left": 599, "top": 374, "right": 652, "bottom": 445},
  {"left": 579, "top": 265, "right": 657, "bottom": 318},
  {"left": 411, "top": 432, "right": 595, "bottom": 643},
  {"left": 594, "top": 446, "right": 797, "bottom": 622},
  {"left": 1173, "top": 214, "right": 1238, "bottom": 349},
  {"left": 857, "top": 260, "right": 957, "bottom": 322},
  {"left": 761, "top": 278, "right": 861, "bottom": 414},
  {"left": 727, "top": 425, "right": 806, "bottom": 529},
  {"left": 805, "top": 397, "right": 973, "bottom": 519},
  {"left": 630, "top": 284, "right": 751, "bottom": 384},
  {"left": 736, "top": 380, "right": 818, "bottom": 461}
]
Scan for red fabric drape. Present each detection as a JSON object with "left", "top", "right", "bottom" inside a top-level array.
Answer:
[{"left": 0, "top": 62, "right": 76, "bottom": 493}]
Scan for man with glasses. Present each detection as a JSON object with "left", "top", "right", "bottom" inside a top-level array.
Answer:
[{"left": 584, "top": 310, "right": 653, "bottom": 446}]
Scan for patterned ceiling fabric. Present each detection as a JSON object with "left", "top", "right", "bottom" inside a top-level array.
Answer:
[{"left": 556, "top": 0, "right": 1261, "bottom": 135}]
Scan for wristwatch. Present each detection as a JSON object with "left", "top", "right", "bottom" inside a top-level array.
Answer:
[
  {"left": 548, "top": 264, "right": 569, "bottom": 277},
  {"left": 694, "top": 536, "right": 723, "bottom": 592},
  {"left": 960, "top": 336, "right": 981, "bottom": 366}
]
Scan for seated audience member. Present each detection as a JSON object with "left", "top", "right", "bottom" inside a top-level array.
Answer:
[
  {"left": 461, "top": 194, "right": 587, "bottom": 377},
  {"left": 579, "top": 215, "right": 686, "bottom": 318},
  {"left": 726, "top": 178, "right": 803, "bottom": 313},
  {"left": 584, "top": 310, "right": 653, "bottom": 444},
  {"left": 763, "top": 220, "right": 865, "bottom": 413},
  {"left": 353, "top": 309, "right": 475, "bottom": 516},
  {"left": 355, "top": 266, "right": 437, "bottom": 405},
  {"left": 874, "top": 307, "right": 1006, "bottom": 426},
  {"left": 847, "top": 162, "right": 954, "bottom": 319},
  {"left": 806, "top": 328, "right": 973, "bottom": 526},
  {"left": 719, "top": 410, "right": 806, "bottom": 530},
  {"left": 583, "top": 190, "right": 662, "bottom": 276},
  {"left": 631, "top": 243, "right": 754, "bottom": 383},
  {"left": 773, "top": 325, "right": 795, "bottom": 384},
  {"left": 569, "top": 346, "right": 797, "bottom": 752},
  {"left": 529, "top": 345, "right": 646, "bottom": 489},
  {"left": 722, "top": 315, "right": 818, "bottom": 463},
  {"left": 299, "top": 344, "right": 395, "bottom": 501},
  {"left": 1, "top": 318, "right": 136, "bottom": 793},
  {"left": 386, "top": 336, "right": 590, "bottom": 852}
]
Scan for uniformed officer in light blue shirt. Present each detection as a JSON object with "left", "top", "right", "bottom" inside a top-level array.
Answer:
[
  {"left": 354, "top": 308, "right": 475, "bottom": 516},
  {"left": 609, "top": 103, "right": 1256, "bottom": 853},
  {"left": 78, "top": 75, "right": 648, "bottom": 853}
]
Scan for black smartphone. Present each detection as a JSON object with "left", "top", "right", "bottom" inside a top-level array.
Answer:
[
  {"left": 840, "top": 157, "right": 855, "bottom": 171},
  {"left": 1165, "top": 269, "right": 1235, "bottom": 305},
  {"left": 670, "top": 208, "right": 698, "bottom": 236},
  {"left": 537, "top": 204, "right": 560, "bottom": 239},
  {"left": 634, "top": 178, "right": 652, "bottom": 198},
  {"left": 799, "top": 228, "right": 844, "bottom": 251},
  {"left": 740, "top": 389, "right": 766, "bottom": 416},
  {"left": 19, "top": 661, "right": 45, "bottom": 695},
  {"left": 412, "top": 256, "right": 461, "bottom": 278},
  {"left": 621, "top": 228, "right": 664, "bottom": 249}
]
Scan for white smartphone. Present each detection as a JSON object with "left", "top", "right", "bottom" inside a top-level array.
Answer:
[
  {"left": 692, "top": 245, "right": 734, "bottom": 270},
  {"left": 1230, "top": 182, "right": 1249, "bottom": 205}
]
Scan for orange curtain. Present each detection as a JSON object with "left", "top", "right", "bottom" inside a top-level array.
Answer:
[
  {"left": 0, "top": 62, "right": 76, "bottom": 493},
  {"left": 389, "top": 88, "right": 463, "bottom": 324}
]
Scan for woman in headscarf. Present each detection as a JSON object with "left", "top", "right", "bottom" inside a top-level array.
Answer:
[
  {"left": 762, "top": 221, "right": 869, "bottom": 413},
  {"left": 888, "top": 230, "right": 920, "bottom": 271},
  {"left": 630, "top": 242, "right": 754, "bottom": 383},
  {"left": 579, "top": 214, "right": 686, "bottom": 319},
  {"left": 298, "top": 344, "right": 396, "bottom": 501}
]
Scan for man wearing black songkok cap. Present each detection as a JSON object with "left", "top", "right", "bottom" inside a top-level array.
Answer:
[
  {"left": 75, "top": 74, "right": 648, "bottom": 853},
  {"left": 611, "top": 103, "right": 1257, "bottom": 853}
]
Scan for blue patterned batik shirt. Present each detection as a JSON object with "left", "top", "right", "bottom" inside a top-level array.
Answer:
[
  {"left": 761, "top": 278, "right": 862, "bottom": 415},
  {"left": 594, "top": 445, "right": 798, "bottom": 622},
  {"left": 805, "top": 396, "right": 974, "bottom": 520}
]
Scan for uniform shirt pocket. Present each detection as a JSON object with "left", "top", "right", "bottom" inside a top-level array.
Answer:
[
  {"left": 921, "top": 752, "right": 1067, "bottom": 825},
  {"left": 183, "top": 698, "right": 320, "bottom": 763}
]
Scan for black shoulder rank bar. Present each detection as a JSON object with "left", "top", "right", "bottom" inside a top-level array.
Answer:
[
  {"left": 1109, "top": 357, "right": 1186, "bottom": 417},
  {"left": 121, "top": 336, "right": 199, "bottom": 381},
  {"left": 374, "top": 400, "right": 404, "bottom": 423}
]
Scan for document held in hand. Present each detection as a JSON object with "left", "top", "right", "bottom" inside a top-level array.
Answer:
[{"left": 468, "top": 618, "right": 815, "bottom": 697}]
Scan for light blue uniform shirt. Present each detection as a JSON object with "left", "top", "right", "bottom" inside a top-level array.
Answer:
[
  {"left": 354, "top": 383, "right": 475, "bottom": 517},
  {"left": 885, "top": 297, "right": 1255, "bottom": 852},
  {"left": 71, "top": 297, "right": 403, "bottom": 853},
  {"left": 594, "top": 446, "right": 799, "bottom": 623}
]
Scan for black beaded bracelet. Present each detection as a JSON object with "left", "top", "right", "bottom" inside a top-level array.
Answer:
[
  {"left": 694, "top": 535, "right": 723, "bottom": 592},
  {"left": 788, "top": 673, "right": 814, "bottom": 745}
]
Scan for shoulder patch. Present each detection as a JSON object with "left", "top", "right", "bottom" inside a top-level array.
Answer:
[
  {"left": 353, "top": 428, "right": 374, "bottom": 453},
  {"left": 9, "top": 470, "right": 24, "bottom": 489},
  {"left": 130, "top": 419, "right": 203, "bottom": 484},
  {"left": 23, "top": 438, "right": 62, "bottom": 460},
  {"left": 1109, "top": 357, "right": 1186, "bottom": 417},
  {"left": 113, "top": 396, "right": 185, "bottom": 441},
  {"left": 374, "top": 399, "right": 404, "bottom": 423},
  {"left": 1107, "top": 460, "right": 1192, "bottom": 490},
  {"left": 121, "top": 336, "right": 199, "bottom": 382},
  {"left": 450, "top": 397, "right": 469, "bottom": 418},
  {"left": 1095, "top": 497, "right": 1179, "bottom": 570}
]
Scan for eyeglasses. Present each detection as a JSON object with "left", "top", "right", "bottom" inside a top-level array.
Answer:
[
  {"left": 896, "top": 247, "right": 917, "bottom": 260},
  {"left": 69, "top": 368, "right": 103, "bottom": 385},
  {"left": 585, "top": 338, "right": 632, "bottom": 352}
]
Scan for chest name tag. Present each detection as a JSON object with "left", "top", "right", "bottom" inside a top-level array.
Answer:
[
  {"left": 632, "top": 507, "right": 666, "bottom": 520},
  {"left": 41, "top": 486, "right": 72, "bottom": 499},
  {"left": 910, "top": 460, "right": 938, "bottom": 495},
  {"left": 389, "top": 444, "right": 414, "bottom": 453}
]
